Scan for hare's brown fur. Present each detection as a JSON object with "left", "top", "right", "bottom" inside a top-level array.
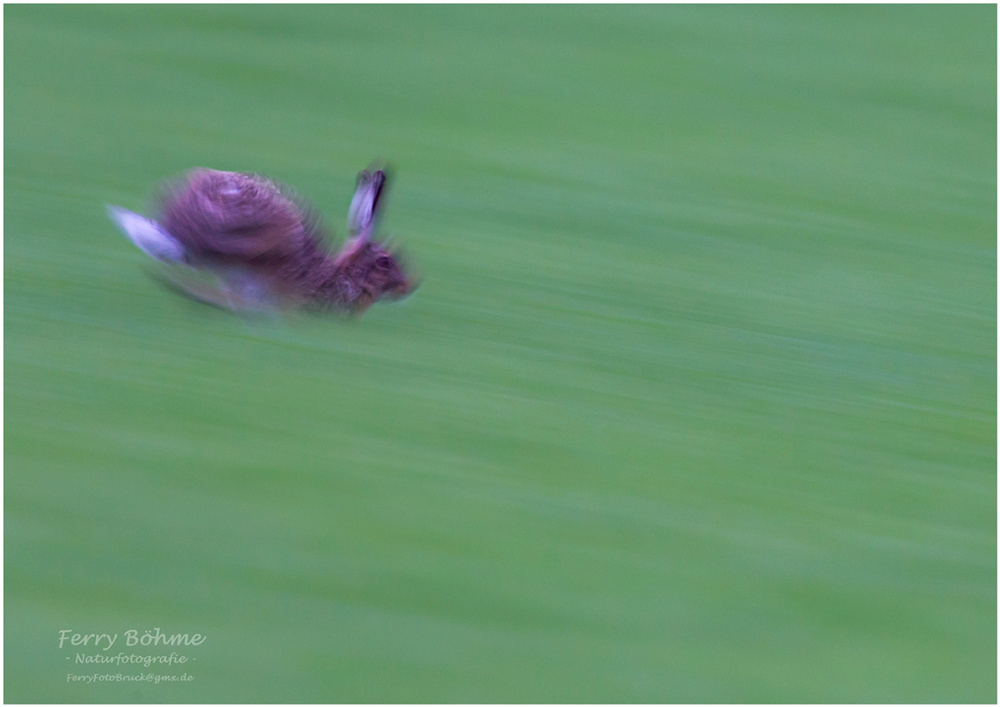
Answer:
[{"left": 151, "top": 168, "right": 410, "bottom": 313}]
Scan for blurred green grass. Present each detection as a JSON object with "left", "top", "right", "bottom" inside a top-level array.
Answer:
[{"left": 4, "top": 5, "right": 996, "bottom": 702}]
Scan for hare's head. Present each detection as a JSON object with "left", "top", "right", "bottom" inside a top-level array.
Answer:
[
  {"left": 332, "top": 239, "right": 413, "bottom": 312},
  {"left": 327, "top": 167, "right": 415, "bottom": 312}
]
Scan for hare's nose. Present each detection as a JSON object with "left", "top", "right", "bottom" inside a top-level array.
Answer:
[{"left": 399, "top": 277, "right": 417, "bottom": 296}]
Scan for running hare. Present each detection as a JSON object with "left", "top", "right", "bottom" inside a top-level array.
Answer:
[{"left": 108, "top": 166, "right": 413, "bottom": 314}]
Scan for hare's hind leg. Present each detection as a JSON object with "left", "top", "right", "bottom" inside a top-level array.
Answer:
[
  {"left": 154, "top": 266, "right": 277, "bottom": 313},
  {"left": 107, "top": 205, "right": 189, "bottom": 264},
  {"left": 215, "top": 267, "right": 278, "bottom": 312}
]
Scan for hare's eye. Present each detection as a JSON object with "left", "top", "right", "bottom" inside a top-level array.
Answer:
[{"left": 375, "top": 255, "right": 392, "bottom": 270}]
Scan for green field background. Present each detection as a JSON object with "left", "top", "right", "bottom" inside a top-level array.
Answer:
[{"left": 5, "top": 5, "right": 996, "bottom": 703}]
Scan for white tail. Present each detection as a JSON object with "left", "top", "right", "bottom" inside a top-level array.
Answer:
[{"left": 106, "top": 205, "right": 188, "bottom": 264}]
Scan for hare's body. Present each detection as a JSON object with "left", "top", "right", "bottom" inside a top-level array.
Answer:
[{"left": 108, "top": 167, "right": 412, "bottom": 314}]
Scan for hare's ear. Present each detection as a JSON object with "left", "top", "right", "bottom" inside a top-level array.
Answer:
[
  {"left": 107, "top": 205, "right": 188, "bottom": 264},
  {"left": 345, "top": 169, "right": 386, "bottom": 243}
]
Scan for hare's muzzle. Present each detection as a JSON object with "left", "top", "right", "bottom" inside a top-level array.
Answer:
[{"left": 389, "top": 275, "right": 416, "bottom": 300}]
